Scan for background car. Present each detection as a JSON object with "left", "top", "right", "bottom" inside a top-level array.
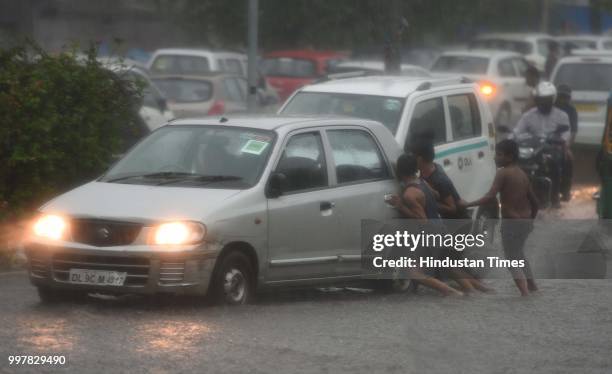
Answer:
[
  {"left": 261, "top": 49, "right": 347, "bottom": 101},
  {"left": 152, "top": 74, "right": 252, "bottom": 117},
  {"left": 329, "top": 60, "right": 431, "bottom": 77},
  {"left": 469, "top": 33, "right": 554, "bottom": 72},
  {"left": 556, "top": 35, "right": 612, "bottom": 52},
  {"left": 99, "top": 57, "right": 174, "bottom": 132},
  {"left": 551, "top": 52, "right": 612, "bottom": 145},
  {"left": 430, "top": 50, "right": 531, "bottom": 129},
  {"left": 148, "top": 48, "right": 248, "bottom": 77}
]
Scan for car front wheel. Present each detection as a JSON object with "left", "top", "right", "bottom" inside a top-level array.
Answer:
[{"left": 211, "top": 251, "right": 254, "bottom": 305}]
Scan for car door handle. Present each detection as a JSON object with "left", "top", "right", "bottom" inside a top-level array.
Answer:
[
  {"left": 443, "top": 159, "right": 451, "bottom": 166},
  {"left": 320, "top": 201, "right": 335, "bottom": 211}
]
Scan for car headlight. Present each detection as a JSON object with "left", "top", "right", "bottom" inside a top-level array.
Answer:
[
  {"left": 33, "top": 214, "right": 68, "bottom": 240},
  {"left": 519, "top": 147, "right": 535, "bottom": 159},
  {"left": 151, "top": 221, "right": 206, "bottom": 245}
]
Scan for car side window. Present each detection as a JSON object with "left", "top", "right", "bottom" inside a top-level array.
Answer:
[
  {"left": 223, "top": 78, "right": 244, "bottom": 103},
  {"left": 448, "top": 94, "right": 482, "bottom": 141},
  {"left": 326, "top": 129, "right": 389, "bottom": 184},
  {"left": 513, "top": 58, "right": 529, "bottom": 77},
  {"left": 225, "top": 59, "right": 244, "bottom": 75},
  {"left": 275, "top": 132, "right": 328, "bottom": 193},
  {"left": 498, "top": 59, "right": 516, "bottom": 77},
  {"left": 408, "top": 98, "right": 447, "bottom": 148}
]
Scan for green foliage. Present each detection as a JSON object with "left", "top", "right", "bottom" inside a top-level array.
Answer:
[{"left": 0, "top": 41, "right": 143, "bottom": 221}]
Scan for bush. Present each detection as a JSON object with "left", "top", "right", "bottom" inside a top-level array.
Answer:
[{"left": 0, "top": 41, "right": 145, "bottom": 253}]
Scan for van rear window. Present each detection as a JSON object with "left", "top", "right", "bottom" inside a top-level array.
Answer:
[
  {"left": 554, "top": 63, "right": 612, "bottom": 92},
  {"left": 151, "top": 55, "right": 211, "bottom": 75}
]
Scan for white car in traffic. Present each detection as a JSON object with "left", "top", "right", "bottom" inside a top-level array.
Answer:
[
  {"left": 430, "top": 50, "right": 531, "bottom": 129},
  {"left": 470, "top": 33, "right": 554, "bottom": 72},
  {"left": 551, "top": 53, "right": 612, "bottom": 145}
]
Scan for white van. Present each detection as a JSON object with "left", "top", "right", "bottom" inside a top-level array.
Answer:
[
  {"left": 148, "top": 48, "right": 248, "bottom": 77},
  {"left": 279, "top": 76, "right": 498, "bottom": 216},
  {"left": 551, "top": 54, "right": 612, "bottom": 145}
]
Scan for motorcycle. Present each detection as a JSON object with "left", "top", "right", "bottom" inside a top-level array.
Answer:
[{"left": 497, "top": 124, "right": 569, "bottom": 209}]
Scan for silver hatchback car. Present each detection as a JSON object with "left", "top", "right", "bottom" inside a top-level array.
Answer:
[{"left": 25, "top": 116, "right": 403, "bottom": 304}]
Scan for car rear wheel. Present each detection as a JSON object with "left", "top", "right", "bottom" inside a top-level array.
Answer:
[{"left": 210, "top": 251, "right": 254, "bottom": 305}]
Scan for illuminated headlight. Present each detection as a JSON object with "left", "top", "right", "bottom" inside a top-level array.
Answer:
[
  {"left": 33, "top": 214, "right": 68, "bottom": 240},
  {"left": 519, "top": 147, "right": 535, "bottom": 159},
  {"left": 151, "top": 221, "right": 206, "bottom": 245}
]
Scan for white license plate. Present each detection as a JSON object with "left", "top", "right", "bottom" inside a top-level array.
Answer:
[{"left": 68, "top": 269, "right": 127, "bottom": 286}]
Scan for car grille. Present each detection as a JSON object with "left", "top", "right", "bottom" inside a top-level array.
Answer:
[
  {"left": 70, "top": 219, "right": 142, "bottom": 247},
  {"left": 28, "top": 252, "right": 48, "bottom": 278},
  {"left": 51, "top": 253, "right": 150, "bottom": 286},
  {"left": 159, "top": 261, "right": 186, "bottom": 285}
]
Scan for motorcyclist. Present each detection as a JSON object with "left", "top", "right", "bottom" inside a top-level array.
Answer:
[{"left": 513, "top": 82, "right": 571, "bottom": 208}]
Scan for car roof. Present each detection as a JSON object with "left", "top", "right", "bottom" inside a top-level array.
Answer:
[
  {"left": 440, "top": 49, "right": 521, "bottom": 58},
  {"left": 298, "top": 75, "right": 470, "bottom": 97},
  {"left": 151, "top": 48, "right": 246, "bottom": 58},
  {"left": 476, "top": 32, "right": 553, "bottom": 41},
  {"left": 556, "top": 54, "right": 612, "bottom": 64},
  {"left": 264, "top": 49, "right": 346, "bottom": 59},
  {"left": 167, "top": 115, "right": 384, "bottom": 132},
  {"left": 337, "top": 60, "right": 425, "bottom": 70},
  {"left": 151, "top": 73, "right": 238, "bottom": 81}
]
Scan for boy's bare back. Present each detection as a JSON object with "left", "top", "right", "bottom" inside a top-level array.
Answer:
[{"left": 496, "top": 165, "right": 537, "bottom": 219}]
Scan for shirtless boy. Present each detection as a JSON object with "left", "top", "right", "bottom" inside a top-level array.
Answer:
[{"left": 460, "top": 140, "right": 539, "bottom": 296}]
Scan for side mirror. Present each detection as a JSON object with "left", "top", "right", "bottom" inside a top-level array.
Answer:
[
  {"left": 496, "top": 125, "right": 511, "bottom": 133},
  {"left": 266, "top": 172, "right": 287, "bottom": 198}
]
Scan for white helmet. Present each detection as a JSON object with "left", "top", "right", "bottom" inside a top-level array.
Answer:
[{"left": 533, "top": 81, "right": 557, "bottom": 99}]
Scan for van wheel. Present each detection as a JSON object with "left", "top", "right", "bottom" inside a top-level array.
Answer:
[
  {"left": 37, "top": 286, "right": 88, "bottom": 304},
  {"left": 211, "top": 252, "right": 254, "bottom": 305}
]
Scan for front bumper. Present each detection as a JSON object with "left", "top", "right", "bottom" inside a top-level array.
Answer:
[{"left": 24, "top": 242, "right": 219, "bottom": 296}]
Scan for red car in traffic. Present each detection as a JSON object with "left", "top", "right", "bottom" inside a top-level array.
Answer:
[{"left": 262, "top": 49, "right": 346, "bottom": 102}]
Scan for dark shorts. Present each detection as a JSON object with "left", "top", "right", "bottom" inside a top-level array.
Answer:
[{"left": 501, "top": 220, "right": 534, "bottom": 261}]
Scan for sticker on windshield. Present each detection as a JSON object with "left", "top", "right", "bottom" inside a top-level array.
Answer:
[
  {"left": 241, "top": 139, "right": 269, "bottom": 155},
  {"left": 384, "top": 99, "right": 402, "bottom": 111}
]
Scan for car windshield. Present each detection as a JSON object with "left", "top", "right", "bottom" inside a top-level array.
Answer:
[
  {"left": 281, "top": 92, "right": 405, "bottom": 134},
  {"left": 101, "top": 125, "right": 275, "bottom": 188},
  {"left": 431, "top": 55, "right": 489, "bottom": 74},
  {"left": 261, "top": 57, "right": 317, "bottom": 78},
  {"left": 150, "top": 55, "right": 211, "bottom": 75},
  {"left": 553, "top": 63, "right": 612, "bottom": 92},
  {"left": 153, "top": 78, "right": 213, "bottom": 103}
]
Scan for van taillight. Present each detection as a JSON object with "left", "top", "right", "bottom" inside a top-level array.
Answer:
[{"left": 208, "top": 100, "right": 226, "bottom": 115}]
